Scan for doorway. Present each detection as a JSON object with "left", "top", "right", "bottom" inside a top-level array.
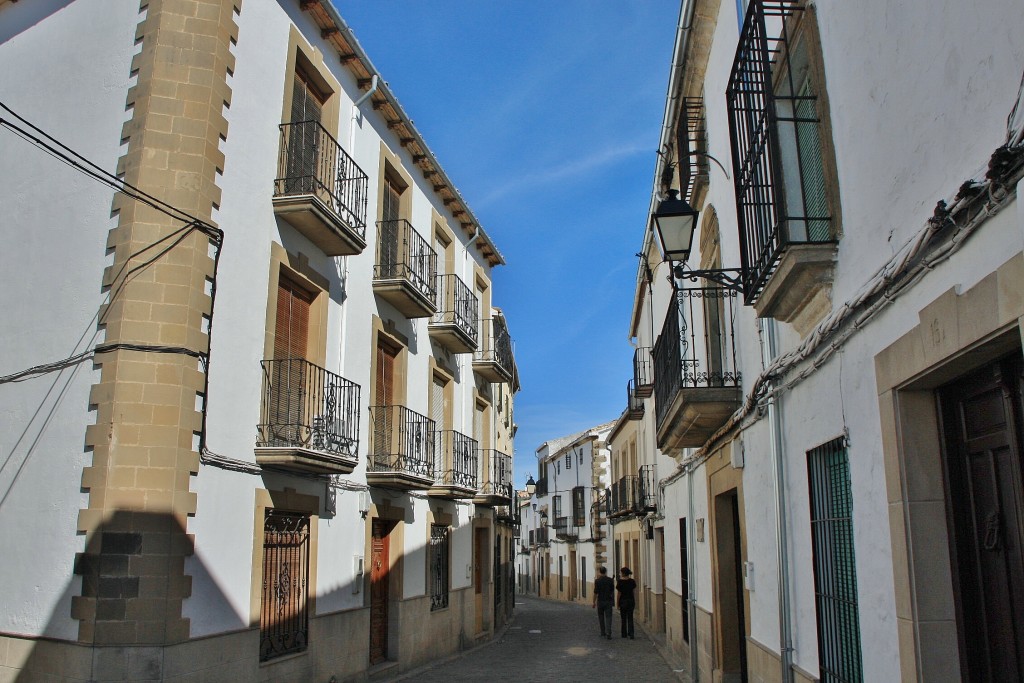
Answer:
[
  {"left": 474, "top": 526, "right": 488, "bottom": 634},
  {"left": 939, "top": 355, "right": 1024, "bottom": 679},
  {"left": 369, "top": 518, "right": 396, "bottom": 665},
  {"left": 714, "top": 489, "right": 747, "bottom": 682}
]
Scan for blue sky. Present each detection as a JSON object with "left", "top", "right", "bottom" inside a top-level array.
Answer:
[{"left": 339, "top": 2, "right": 680, "bottom": 490}]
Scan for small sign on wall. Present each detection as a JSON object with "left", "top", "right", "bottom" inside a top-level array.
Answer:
[{"left": 696, "top": 518, "right": 705, "bottom": 542}]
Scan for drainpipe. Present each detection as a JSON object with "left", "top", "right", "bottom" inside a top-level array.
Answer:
[
  {"left": 764, "top": 318, "right": 794, "bottom": 683},
  {"left": 353, "top": 73, "right": 378, "bottom": 108},
  {"left": 687, "top": 462, "right": 699, "bottom": 682}
]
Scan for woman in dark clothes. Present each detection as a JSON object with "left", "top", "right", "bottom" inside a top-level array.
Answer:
[{"left": 616, "top": 567, "right": 637, "bottom": 639}]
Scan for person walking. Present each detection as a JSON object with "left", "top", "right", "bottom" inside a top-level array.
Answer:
[
  {"left": 592, "top": 566, "right": 615, "bottom": 639},
  {"left": 616, "top": 567, "right": 637, "bottom": 639}
]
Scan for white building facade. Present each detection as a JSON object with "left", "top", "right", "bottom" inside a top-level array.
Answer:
[
  {"left": 626, "top": 1, "right": 1024, "bottom": 682},
  {"left": 0, "top": 1, "right": 517, "bottom": 681},
  {"left": 518, "top": 423, "right": 612, "bottom": 605}
]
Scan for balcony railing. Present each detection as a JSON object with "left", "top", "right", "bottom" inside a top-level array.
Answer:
[
  {"left": 727, "top": 0, "right": 831, "bottom": 304},
  {"left": 373, "top": 219, "right": 437, "bottom": 318},
  {"left": 430, "top": 274, "right": 479, "bottom": 353},
  {"left": 627, "top": 379, "right": 644, "bottom": 420},
  {"left": 633, "top": 346, "right": 654, "bottom": 398},
  {"left": 273, "top": 120, "right": 368, "bottom": 256},
  {"left": 553, "top": 516, "right": 569, "bottom": 537},
  {"left": 591, "top": 492, "right": 607, "bottom": 540},
  {"left": 367, "top": 405, "right": 435, "bottom": 488},
  {"left": 654, "top": 286, "right": 742, "bottom": 452},
  {"left": 609, "top": 475, "right": 638, "bottom": 518},
  {"left": 430, "top": 430, "right": 478, "bottom": 497},
  {"left": 534, "top": 476, "right": 548, "bottom": 497},
  {"left": 473, "top": 317, "right": 514, "bottom": 383},
  {"left": 637, "top": 464, "right": 657, "bottom": 512},
  {"left": 256, "top": 358, "right": 360, "bottom": 474},
  {"left": 476, "top": 449, "right": 513, "bottom": 505}
]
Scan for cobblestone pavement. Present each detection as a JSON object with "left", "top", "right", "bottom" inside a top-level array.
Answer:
[{"left": 387, "top": 595, "right": 688, "bottom": 682}]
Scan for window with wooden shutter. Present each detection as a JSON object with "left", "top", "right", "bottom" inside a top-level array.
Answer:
[{"left": 285, "top": 70, "right": 326, "bottom": 195}]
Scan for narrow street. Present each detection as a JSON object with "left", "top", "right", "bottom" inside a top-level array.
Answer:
[{"left": 387, "top": 595, "right": 687, "bottom": 682}]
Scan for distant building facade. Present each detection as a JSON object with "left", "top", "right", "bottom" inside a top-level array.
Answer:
[{"left": 518, "top": 423, "right": 612, "bottom": 605}]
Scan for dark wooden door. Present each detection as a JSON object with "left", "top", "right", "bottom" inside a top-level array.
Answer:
[
  {"left": 369, "top": 518, "right": 392, "bottom": 664},
  {"left": 270, "top": 276, "right": 312, "bottom": 444},
  {"left": 940, "top": 355, "right": 1024, "bottom": 681},
  {"left": 373, "top": 342, "right": 397, "bottom": 460},
  {"left": 286, "top": 70, "right": 324, "bottom": 194}
]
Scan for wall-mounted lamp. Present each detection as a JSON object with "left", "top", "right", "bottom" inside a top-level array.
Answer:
[
  {"left": 653, "top": 188, "right": 699, "bottom": 262},
  {"left": 652, "top": 187, "right": 745, "bottom": 294},
  {"left": 525, "top": 475, "right": 537, "bottom": 495}
]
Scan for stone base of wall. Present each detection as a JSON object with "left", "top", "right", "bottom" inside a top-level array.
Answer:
[
  {"left": 1, "top": 587, "right": 483, "bottom": 682},
  {"left": 746, "top": 636, "right": 817, "bottom": 683}
]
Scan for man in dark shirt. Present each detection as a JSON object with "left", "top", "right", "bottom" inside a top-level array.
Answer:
[
  {"left": 592, "top": 565, "right": 615, "bottom": 639},
  {"left": 616, "top": 567, "right": 637, "bottom": 639}
]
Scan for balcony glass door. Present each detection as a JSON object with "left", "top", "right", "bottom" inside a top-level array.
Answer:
[{"left": 287, "top": 71, "right": 324, "bottom": 194}]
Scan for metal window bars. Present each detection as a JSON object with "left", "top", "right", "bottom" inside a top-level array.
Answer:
[
  {"left": 637, "top": 464, "right": 658, "bottom": 512},
  {"left": 479, "top": 449, "right": 513, "bottom": 499},
  {"left": 808, "top": 437, "right": 863, "bottom": 683},
  {"left": 274, "top": 120, "right": 368, "bottom": 235},
  {"left": 726, "top": 0, "right": 832, "bottom": 304},
  {"left": 430, "top": 524, "right": 450, "bottom": 611},
  {"left": 633, "top": 346, "right": 654, "bottom": 397},
  {"left": 258, "top": 358, "right": 360, "bottom": 457},
  {"left": 476, "top": 317, "right": 514, "bottom": 377},
  {"left": 260, "top": 510, "right": 310, "bottom": 662},
  {"left": 677, "top": 96, "right": 710, "bottom": 203}
]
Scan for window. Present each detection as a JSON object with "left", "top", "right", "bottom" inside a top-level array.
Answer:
[
  {"left": 680, "top": 517, "right": 690, "bottom": 643},
  {"left": 565, "top": 453, "right": 571, "bottom": 470},
  {"left": 581, "top": 557, "right": 587, "bottom": 599},
  {"left": 260, "top": 510, "right": 310, "bottom": 661},
  {"left": 807, "top": 437, "right": 863, "bottom": 683},
  {"left": 572, "top": 486, "right": 585, "bottom": 528},
  {"left": 553, "top": 495, "right": 562, "bottom": 520},
  {"left": 559, "top": 556, "right": 564, "bottom": 592},
  {"left": 727, "top": 0, "right": 837, "bottom": 304},
  {"left": 430, "top": 524, "right": 450, "bottom": 611}
]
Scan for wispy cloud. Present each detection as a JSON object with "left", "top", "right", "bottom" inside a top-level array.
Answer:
[{"left": 475, "top": 141, "right": 649, "bottom": 208}]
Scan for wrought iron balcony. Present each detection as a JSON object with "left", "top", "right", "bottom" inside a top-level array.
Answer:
[
  {"left": 627, "top": 379, "right": 645, "bottom": 420},
  {"left": 534, "top": 476, "right": 548, "bottom": 497},
  {"left": 373, "top": 219, "right": 438, "bottom": 318},
  {"left": 429, "top": 274, "right": 479, "bottom": 353},
  {"left": 591, "top": 492, "right": 607, "bottom": 541},
  {"left": 272, "top": 120, "right": 368, "bottom": 256},
  {"left": 472, "top": 316, "right": 514, "bottom": 383},
  {"left": 474, "top": 449, "right": 513, "bottom": 507},
  {"left": 429, "top": 429, "right": 479, "bottom": 499},
  {"left": 366, "top": 405, "right": 435, "bottom": 490},
  {"left": 637, "top": 464, "right": 657, "bottom": 512},
  {"left": 727, "top": 0, "right": 836, "bottom": 315},
  {"left": 609, "top": 475, "right": 639, "bottom": 519},
  {"left": 255, "top": 358, "right": 360, "bottom": 474},
  {"left": 633, "top": 346, "right": 654, "bottom": 398},
  {"left": 554, "top": 516, "right": 577, "bottom": 541},
  {"left": 654, "top": 286, "right": 742, "bottom": 454}
]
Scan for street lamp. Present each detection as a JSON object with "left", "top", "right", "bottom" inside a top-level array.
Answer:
[
  {"left": 652, "top": 187, "right": 746, "bottom": 294},
  {"left": 653, "top": 188, "right": 699, "bottom": 263},
  {"left": 525, "top": 475, "right": 536, "bottom": 495}
]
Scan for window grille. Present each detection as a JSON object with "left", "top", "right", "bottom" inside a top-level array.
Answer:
[
  {"left": 260, "top": 510, "right": 310, "bottom": 661},
  {"left": 572, "top": 486, "right": 586, "bottom": 527},
  {"left": 566, "top": 453, "right": 572, "bottom": 470},
  {"left": 553, "top": 495, "right": 562, "bottom": 520},
  {"left": 676, "top": 96, "right": 709, "bottom": 203},
  {"left": 807, "top": 437, "right": 863, "bottom": 683},
  {"left": 430, "top": 524, "right": 450, "bottom": 611},
  {"left": 726, "top": 0, "right": 833, "bottom": 303}
]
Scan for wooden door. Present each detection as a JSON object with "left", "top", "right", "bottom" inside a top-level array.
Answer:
[
  {"left": 286, "top": 70, "right": 324, "bottom": 194},
  {"left": 569, "top": 550, "right": 577, "bottom": 600},
  {"left": 369, "top": 518, "right": 393, "bottom": 664},
  {"left": 271, "top": 276, "right": 312, "bottom": 445},
  {"left": 379, "top": 180, "right": 401, "bottom": 277},
  {"left": 939, "top": 356, "right": 1024, "bottom": 680},
  {"left": 373, "top": 342, "right": 398, "bottom": 461},
  {"left": 474, "top": 527, "right": 488, "bottom": 634}
]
